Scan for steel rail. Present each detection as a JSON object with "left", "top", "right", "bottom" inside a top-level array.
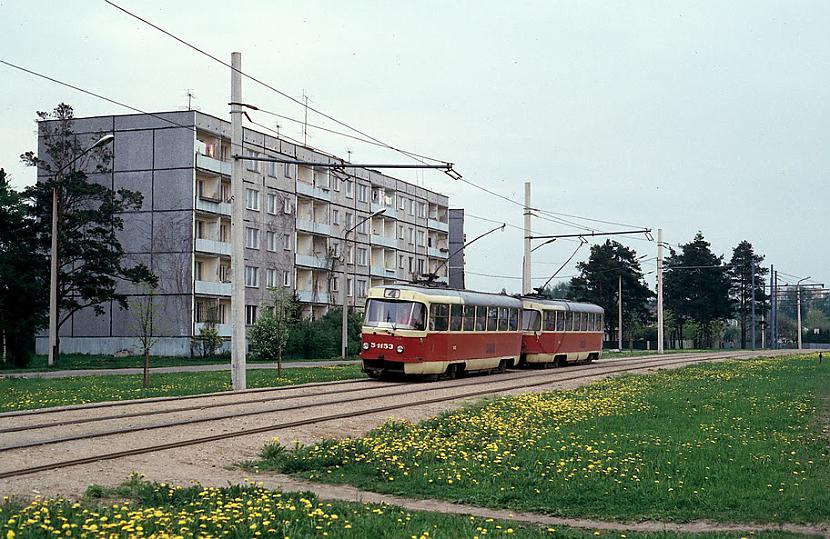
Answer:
[
  {"left": 0, "top": 352, "right": 727, "bottom": 441},
  {"left": 0, "top": 350, "right": 786, "bottom": 479}
]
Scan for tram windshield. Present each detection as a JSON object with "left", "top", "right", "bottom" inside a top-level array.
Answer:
[{"left": 364, "top": 299, "right": 427, "bottom": 331}]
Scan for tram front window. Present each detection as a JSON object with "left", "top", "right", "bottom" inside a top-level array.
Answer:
[{"left": 364, "top": 299, "right": 426, "bottom": 331}]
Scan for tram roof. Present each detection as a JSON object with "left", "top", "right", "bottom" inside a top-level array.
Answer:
[
  {"left": 369, "top": 284, "right": 522, "bottom": 308},
  {"left": 520, "top": 297, "right": 604, "bottom": 314}
]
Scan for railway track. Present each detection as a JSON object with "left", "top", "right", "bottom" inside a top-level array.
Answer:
[{"left": 0, "top": 349, "right": 794, "bottom": 480}]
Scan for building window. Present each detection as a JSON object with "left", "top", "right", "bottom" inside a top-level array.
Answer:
[
  {"left": 333, "top": 178, "right": 340, "bottom": 192},
  {"left": 245, "top": 227, "right": 259, "bottom": 249},
  {"left": 398, "top": 255, "right": 405, "bottom": 269},
  {"left": 283, "top": 270, "right": 291, "bottom": 287},
  {"left": 357, "top": 184, "right": 368, "bottom": 202},
  {"left": 244, "top": 266, "right": 259, "bottom": 288},
  {"left": 347, "top": 278, "right": 354, "bottom": 297},
  {"left": 418, "top": 201, "right": 426, "bottom": 218},
  {"left": 245, "top": 305, "right": 257, "bottom": 325},
  {"left": 356, "top": 279, "right": 367, "bottom": 297},
  {"left": 357, "top": 218, "right": 368, "bottom": 234},
  {"left": 356, "top": 247, "right": 368, "bottom": 266},
  {"left": 195, "top": 220, "right": 206, "bottom": 240},
  {"left": 194, "top": 261, "right": 203, "bottom": 281},
  {"left": 283, "top": 233, "right": 291, "bottom": 250},
  {"left": 266, "top": 268, "right": 277, "bottom": 288},
  {"left": 417, "top": 230, "right": 425, "bottom": 247},
  {"left": 245, "top": 150, "right": 261, "bottom": 173},
  {"left": 398, "top": 225, "right": 405, "bottom": 239},
  {"left": 408, "top": 256, "right": 414, "bottom": 273},
  {"left": 345, "top": 212, "right": 353, "bottom": 228},
  {"left": 266, "top": 231, "right": 276, "bottom": 251},
  {"left": 331, "top": 241, "right": 341, "bottom": 258},
  {"left": 346, "top": 180, "right": 353, "bottom": 198},
  {"left": 409, "top": 199, "right": 416, "bottom": 216},
  {"left": 407, "top": 227, "right": 414, "bottom": 244},
  {"left": 331, "top": 276, "right": 339, "bottom": 292},
  {"left": 284, "top": 163, "right": 293, "bottom": 178},
  {"left": 267, "top": 193, "right": 277, "bottom": 214},
  {"left": 332, "top": 209, "right": 340, "bottom": 225},
  {"left": 245, "top": 188, "right": 259, "bottom": 211},
  {"left": 283, "top": 197, "right": 293, "bottom": 214},
  {"left": 347, "top": 244, "right": 354, "bottom": 264},
  {"left": 417, "top": 259, "right": 425, "bottom": 274},
  {"left": 219, "top": 263, "right": 231, "bottom": 283},
  {"left": 399, "top": 196, "right": 406, "bottom": 210},
  {"left": 267, "top": 159, "right": 278, "bottom": 177},
  {"left": 219, "top": 222, "right": 229, "bottom": 242}
]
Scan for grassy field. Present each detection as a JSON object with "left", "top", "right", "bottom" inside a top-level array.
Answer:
[
  {"left": 0, "top": 353, "right": 358, "bottom": 372},
  {"left": 0, "top": 365, "right": 363, "bottom": 413},
  {"left": 256, "top": 354, "right": 830, "bottom": 524},
  {"left": 0, "top": 478, "right": 816, "bottom": 539}
]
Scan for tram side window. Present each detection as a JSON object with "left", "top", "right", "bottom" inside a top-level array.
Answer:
[
  {"left": 522, "top": 309, "right": 541, "bottom": 332},
  {"left": 462, "top": 305, "right": 476, "bottom": 331},
  {"left": 564, "top": 311, "right": 573, "bottom": 331},
  {"left": 495, "top": 307, "right": 507, "bottom": 331},
  {"left": 508, "top": 308, "right": 519, "bottom": 331},
  {"left": 581, "top": 312, "right": 589, "bottom": 331},
  {"left": 487, "top": 306, "right": 499, "bottom": 331},
  {"left": 587, "top": 313, "right": 595, "bottom": 331},
  {"left": 430, "top": 304, "right": 449, "bottom": 331},
  {"left": 558, "top": 312, "right": 566, "bottom": 331},
  {"left": 450, "top": 304, "right": 463, "bottom": 331},
  {"left": 543, "top": 310, "right": 556, "bottom": 331},
  {"left": 475, "top": 306, "right": 487, "bottom": 331}
]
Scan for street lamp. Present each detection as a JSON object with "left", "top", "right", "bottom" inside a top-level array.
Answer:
[
  {"left": 796, "top": 276, "right": 810, "bottom": 351},
  {"left": 47, "top": 134, "right": 115, "bottom": 366},
  {"left": 341, "top": 208, "right": 386, "bottom": 360}
]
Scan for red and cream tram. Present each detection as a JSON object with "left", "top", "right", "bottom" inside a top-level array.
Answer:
[
  {"left": 520, "top": 298, "right": 604, "bottom": 366},
  {"left": 360, "top": 285, "right": 523, "bottom": 378}
]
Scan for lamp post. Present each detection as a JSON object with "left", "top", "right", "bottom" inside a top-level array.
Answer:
[
  {"left": 341, "top": 208, "right": 386, "bottom": 360},
  {"left": 796, "top": 276, "right": 810, "bottom": 350},
  {"left": 47, "top": 134, "right": 115, "bottom": 367}
]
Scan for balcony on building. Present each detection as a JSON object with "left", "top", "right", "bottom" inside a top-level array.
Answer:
[
  {"left": 295, "top": 233, "right": 333, "bottom": 270},
  {"left": 370, "top": 215, "right": 397, "bottom": 249},
  {"left": 370, "top": 247, "right": 397, "bottom": 278},
  {"left": 295, "top": 196, "right": 332, "bottom": 236},
  {"left": 194, "top": 280, "right": 232, "bottom": 297},
  {"left": 296, "top": 165, "right": 332, "bottom": 201},
  {"left": 195, "top": 297, "right": 231, "bottom": 337},
  {"left": 195, "top": 134, "right": 232, "bottom": 177},
  {"left": 427, "top": 231, "right": 449, "bottom": 259},
  {"left": 295, "top": 268, "right": 332, "bottom": 304},
  {"left": 428, "top": 203, "right": 449, "bottom": 232},
  {"left": 196, "top": 172, "right": 231, "bottom": 216},
  {"left": 370, "top": 188, "right": 397, "bottom": 219}
]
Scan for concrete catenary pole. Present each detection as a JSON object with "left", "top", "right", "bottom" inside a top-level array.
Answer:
[
  {"left": 230, "top": 52, "right": 246, "bottom": 390},
  {"left": 796, "top": 284, "right": 803, "bottom": 350},
  {"left": 522, "top": 181, "right": 532, "bottom": 295},
  {"left": 751, "top": 258, "right": 756, "bottom": 350},
  {"left": 771, "top": 266, "right": 776, "bottom": 349},
  {"left": 48, "top": 188, "right": 58, "bottom": 366},
  {"left": 617, "top": 273, "right": 623, "bottom": 350},
  {"left": 657, "top": 228, "right": 664, "bottom": 354}
]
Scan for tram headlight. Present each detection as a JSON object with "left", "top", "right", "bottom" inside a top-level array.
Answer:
[
  {"left": 362, "top": 342, "right": 370, "bottom": 350},
  {"left": 396, "top": 345, "right": 404, "bottom": 353}
]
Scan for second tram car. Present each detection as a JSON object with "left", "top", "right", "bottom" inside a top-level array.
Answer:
[
  {"left": 520, "top": 298, "right": 604, "bottom": 366},
  {"left": 360, "top": 285, "right": 523, "bottom": 378}
]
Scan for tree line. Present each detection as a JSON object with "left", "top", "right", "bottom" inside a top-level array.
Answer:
[{"left": 545, "top": 233, "right": 775, "bottom": 349}]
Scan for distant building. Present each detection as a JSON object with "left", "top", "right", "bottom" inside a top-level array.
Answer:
[
  {"left": 36, "top": 110, "right": 454, "bottom": 356},
  {"left": 448, "top": 209, "right": 466, "bottom": 289}
]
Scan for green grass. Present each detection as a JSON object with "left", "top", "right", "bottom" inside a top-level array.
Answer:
[
  {"left": 256, "top": 354, "right": 830, "bottom": 524},
  {"left": 0, "top": 477, "right": 817, "bottom": 538},
  {"left": 0, "top": 365, "right": 363, "bottom": 412},
  {"left": 0, "top": 353, "right": 358, "bottom": 373}
]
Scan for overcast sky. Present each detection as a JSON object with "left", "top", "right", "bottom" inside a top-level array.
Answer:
[{"left": 1, "top": 1, "right": 827, "bottom": 293}]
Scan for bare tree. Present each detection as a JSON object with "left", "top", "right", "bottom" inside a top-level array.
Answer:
[{"left": 129, "top": 283, "right": 160, "bottom": 388}]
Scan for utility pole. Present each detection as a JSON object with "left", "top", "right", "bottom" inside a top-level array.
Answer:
[
  {"left": 522, "top": 182, "right": 532, "bottom": 295},
  {"left": 771, "top": 267, "right": 777, "bottom": 349},
  {"left": 618, "top": 273, "right": 623, "bottom": 350},
  {"left": 230, "top": 52, "right": 246, "bottom": 390},
  {"left": 751, "top": 258, "right": 756, "bottom": 350},
  {"left": 657, "top": 228, "right": 664, "bottom": 354},
  {"left": 796, "top": 276, "right": 810, "bottom": 350}
]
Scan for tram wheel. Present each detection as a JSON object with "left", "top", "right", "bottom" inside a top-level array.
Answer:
[{"left": 495, "top": 359, "right": 507, "bottom": 374}]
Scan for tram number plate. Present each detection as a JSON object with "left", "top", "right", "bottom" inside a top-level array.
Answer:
[{"left": 368, "top": 342, "right": 395, "bottom": 350}]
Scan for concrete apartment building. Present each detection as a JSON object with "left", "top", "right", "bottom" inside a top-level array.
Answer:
[{"left": 36, "top": 110, "right": 456, "bottom": 356}]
